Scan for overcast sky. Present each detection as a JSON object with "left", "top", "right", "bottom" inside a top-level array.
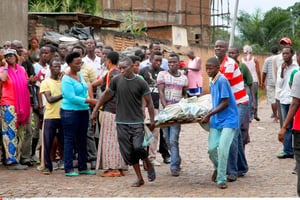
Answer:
[{"left": 227, "top": 0, "right": 298, "bottom": 15}]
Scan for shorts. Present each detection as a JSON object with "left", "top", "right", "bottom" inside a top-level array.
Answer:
[
  {"left": 266, "top": 86, "right": 276, "bottom": 104},
  {"left": 188, "top": 87, "right": 202, "bottom": 96}
]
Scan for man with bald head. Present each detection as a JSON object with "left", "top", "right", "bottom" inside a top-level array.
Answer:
[
  {"left": 214, "top": 40, "right": 249, "bottom": 181},
  {"left": 3, "top": 41, "right": 11, "bottom": 50}
]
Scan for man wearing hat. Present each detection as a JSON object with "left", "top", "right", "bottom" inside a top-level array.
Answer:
[
  {"left": 272, "top": 38, "right": 297, "bottom": 128},
  {"left": 272, "top": 38, "right": 298, "bottom": 159}
]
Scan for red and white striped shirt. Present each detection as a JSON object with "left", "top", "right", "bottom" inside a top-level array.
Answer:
[{"left": 219, "top": 56, "right": 249, "bottom": 104}]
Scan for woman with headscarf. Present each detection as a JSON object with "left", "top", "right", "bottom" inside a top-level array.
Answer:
[
  {"left": 242, "top": 45, "right": 261, "bottom": 121},
  {"left": 0, "top": 49, "right": 33, "bottom": 170}
]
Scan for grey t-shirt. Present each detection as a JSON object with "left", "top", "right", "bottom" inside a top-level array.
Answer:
[{"left": 108, "top": 74, "right": 151, "bottom": 124}]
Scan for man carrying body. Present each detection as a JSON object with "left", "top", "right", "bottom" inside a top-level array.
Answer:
[
  {"left": 214, "top": 40, "right": 249, "bottom": 181},
  {"left": 202, "top": 57, "right": 239, "bottom": 189},
  {"left": 91, "top": 56, "right": 156, "bottom": 187},
  {"left": 157, "top": 53, "right": 188, "bottom": 176}
]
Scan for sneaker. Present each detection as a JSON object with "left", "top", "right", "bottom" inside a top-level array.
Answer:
[
  {"left": 42, "top": 168, "right": 51, "bottom": 175},
  {"left": 37, "top": 165, "right": 42, "bottom": 171},
  {"left": 171, "top": 169, "right": 180, "bottom": 177},
  {"left": 150, "top": 159, "right": 161, "bottom": 166},
  {"left": 78, "top": 170, "right": 96, "bottom": 175},
  {"left": 31, "top": 155, "right": 40, "bottom": 164},
  {"left": 57, "top": 160, "right": 64, "bottom": 170},
  {"left": 7, "top": 163, "right": 28, "bottom": 170},
  {"left": 277, "top": 152, "right": 294, "bottom": 159},
  {"left": 52, "top": 162, "right": 58, "bottom": 170}
]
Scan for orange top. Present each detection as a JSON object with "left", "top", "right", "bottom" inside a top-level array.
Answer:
[{"left": 0, "top": 67, "right": 16, "bottom": 106}]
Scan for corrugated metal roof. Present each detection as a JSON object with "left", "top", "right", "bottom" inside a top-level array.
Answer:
[{"left": 28, "top": 12, "right": 122, "bottom": 28}]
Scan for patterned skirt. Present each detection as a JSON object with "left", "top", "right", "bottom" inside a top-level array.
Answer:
[
  {"left": 96, "top": 111, "right": 126, "bottom": 170},
  {"left": 1, "top": 105, "right": 25, "bottom": 164}
]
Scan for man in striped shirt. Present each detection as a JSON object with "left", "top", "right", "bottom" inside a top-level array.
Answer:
[{"left": 214, "top": 40, "right": 249, "bottom": 181}]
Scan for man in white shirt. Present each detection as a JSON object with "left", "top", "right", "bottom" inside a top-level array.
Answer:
[
  {"left": 140, "top": 42, "right": 169, "bottom": 71},
  {"left": 272, "top": 37, "right": 297, "bottom": 127},
  {"left": 82, "top": 39, "right": 102, "bottom": 78},
  {"left": 276, "top": 47, "right": 299, "bottom": 159}
]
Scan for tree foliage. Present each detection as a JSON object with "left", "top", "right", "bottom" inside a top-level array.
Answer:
[
  {"left": 236, "top": 2, "right": 300, "bottom": 52},
  {"left": 28, "top": 0, "right": 102, "bottom": 15}
]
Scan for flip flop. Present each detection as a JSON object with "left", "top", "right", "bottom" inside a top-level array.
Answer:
[
  {"left": 217, "top": 183, "right": 228, "bottom": 189},
  {"left": 147, "top": 169, "right": 156, "bottom": 182},
  {"left": 131, "top": 180, "right": 145, "bottom": 187}
]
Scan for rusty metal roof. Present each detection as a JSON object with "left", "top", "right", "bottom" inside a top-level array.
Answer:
[{"left": 29, "top": 12, "right": 121, "bottom": 28}]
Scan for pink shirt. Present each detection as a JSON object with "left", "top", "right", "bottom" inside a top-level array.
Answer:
[{"left": 187, "top": 57, "right": 202, "bottom": 89}]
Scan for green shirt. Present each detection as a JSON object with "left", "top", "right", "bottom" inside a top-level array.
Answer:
[
  {"left": 289, "top": 68, "right": 300, "bottom": 85},
  {"left": 239, "top": 62, "right": 253, "bottom": 86}
]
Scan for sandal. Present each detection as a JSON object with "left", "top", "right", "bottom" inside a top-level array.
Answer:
[
  {"left": 227, "top": 174, "right": 237, "bottom": 182},
  {"left": 147, "top": 168, "right": 156, "bottom": 182},
  {"left": 101, "top": 170, "right": 122, "bottom": 177},
  {"left": 131, "top": 180, "right": 145, "bottom": 187},
  {"left": 217, "top": 183, "right": 228, "bottom": 189}
]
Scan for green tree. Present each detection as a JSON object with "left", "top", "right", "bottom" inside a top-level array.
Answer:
[
  {"left": 236, "top": 3, "right": 300, "bottom": 52},
  {"left": 29, "top": 0, "right": 102, "bottom": 15}
]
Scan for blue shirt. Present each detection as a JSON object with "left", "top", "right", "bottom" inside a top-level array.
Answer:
[
  {"left": 140, "top": 58, "right": 169, "bottom": 71},
  {"left": 61, "top": 71, "right": 89, "bottom": 111},
  {"left": 210, "top": 74, "right": 239, "bottom": 129}
]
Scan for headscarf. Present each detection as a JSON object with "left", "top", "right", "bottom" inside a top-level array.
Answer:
[
  {"left": 8, "top": 64, "right": 31, "bottom": 125},
  {"left": 243, "top": 45, "right": 252, "bottom": 61}
]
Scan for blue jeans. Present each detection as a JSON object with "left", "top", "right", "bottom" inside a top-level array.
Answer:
[
  {"left": 227, "top": 103, "right": 249, "bottom": 175},
  {"left": 162, "top": 125, "right": 181, "bottom": 171},
  {"left": 60, "top": 109, "right": 89, "bottom": 173},
  {"left": 280, "top": 104, "right": 294, "bottom": 156},
  {"left": 248, "top": 82, "right": 258, "bottom": 120},
  {"left": 208, "top": 128, "right": 235, "bottom": 184}
]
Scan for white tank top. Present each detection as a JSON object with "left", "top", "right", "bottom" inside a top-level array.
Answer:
[{"left": 242, "top": 57, "right": 258, "bottom": 82}]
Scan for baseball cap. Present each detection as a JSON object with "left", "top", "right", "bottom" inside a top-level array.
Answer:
[
  {"left": 280, "top": 37, "right": 292, "bottom": 44},
  {"left": 3, "top": 49, "right": 17, "bottom": 56}
]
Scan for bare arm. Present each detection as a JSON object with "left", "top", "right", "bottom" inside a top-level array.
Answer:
[
  {"left": 158, "top": 84, "right": 167, "bottom": 109},
  {"left": 144, "top": 93, "right": 155, "bottom": 131},
  {"left": 278, "top": 97, "right": 300, "bottom": 142},
  {"left": 0, "top": 61, "right": 9, "bottom": 82},
  {"left": 202, "top": 98, "right": 229, "bottom": 123},
  {"left": 91, "top": 89, "right": 113, "bottom": 120},
  {"left": 42, "top": 91, "right": 62, "bottom": 104},
  {"left": 88, "top": 78, "right": 104, "bottom": 98},
  {"left": 255, "top": 58, "right": 261, "bottom": 86},
  {"left": 262, "top": 72, "right": 267, "bottom": 89},
  {"left": 182, "top": 86, "right": 188, "bottom": 98}
]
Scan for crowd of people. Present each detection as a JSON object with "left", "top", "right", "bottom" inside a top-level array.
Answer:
[{"left": 0, "top": 36, "right": 300, "bottom": 192}]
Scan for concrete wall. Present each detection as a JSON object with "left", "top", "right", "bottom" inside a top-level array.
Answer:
[{"left": 0, "top": 0, "right": 28, "bottom": 48}]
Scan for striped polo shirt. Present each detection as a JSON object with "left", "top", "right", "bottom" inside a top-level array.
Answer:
[{"left": 219, "top": 56, "right": 249, "bottom": 104}]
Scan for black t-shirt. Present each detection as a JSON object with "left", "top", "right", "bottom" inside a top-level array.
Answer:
[
  {"left": 108, "top": 74, "right": 150, "bottom": 124},
  {"left": 101, "top": 69, "right": 120, "bottom": 114},
  {"left": 139, "top": 67, "right": 163, "bottom": 109}
]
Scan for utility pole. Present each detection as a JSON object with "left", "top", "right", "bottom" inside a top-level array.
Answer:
[{"left": 229, "top": 0, "right": 239, "bottom": 47}]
